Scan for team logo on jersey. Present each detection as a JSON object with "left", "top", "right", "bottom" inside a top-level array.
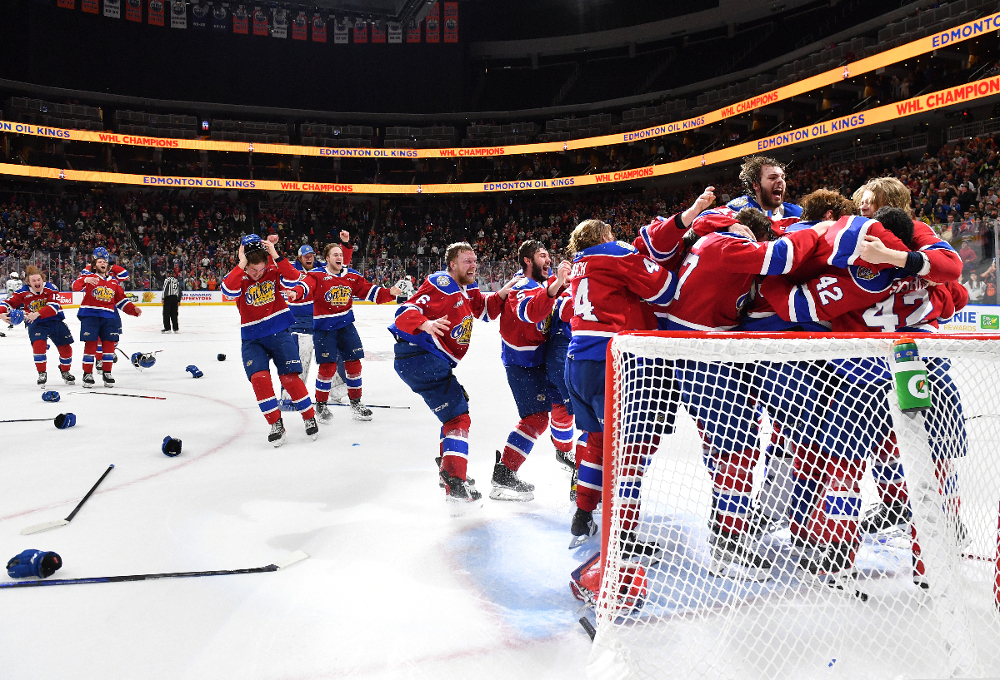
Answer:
[
  {"left": 28, "top": 299, "right": 44, "bottom": 313},
  {"left": 855, "top": 266, "right": 876, "bottom": 281},
  {"left": 92, "top": 286, "right": 116, "bottom": 303},
  {"left": 436, "top": 275, "right": 451, "bottom": 287},
  {"left": 450, "top": 315, "right": 474, "bottom": 345},
  {"left": 245, "top": 280, "right": 276, "bottom": 307},
  {"left": 324, "top": 286, "right": 352, "bottom": 306},
  {"left": 848, "top": 264, "right": 901, "bottom": 294}
]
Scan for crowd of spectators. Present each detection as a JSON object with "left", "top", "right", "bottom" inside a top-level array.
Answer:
[{"left": 2, "top": 131, "right": 999, "bottom": 303}]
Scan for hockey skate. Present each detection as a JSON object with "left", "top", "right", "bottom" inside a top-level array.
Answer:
[
  {"left": 37, "top": 371, "right": 47, "bottom": 388},
  {"left": 315, "top": 401, "right": 334, "bottom": 423},
  {"left": 60, "top": 370, "right": 76, "bottom": 385},
  {"left": 440, "top": 469, "right": 483, "bottom": 516},
  {"left": 860, "top": 499, "right": 911, "bottom": 534},
  {"left": 330, "top": 373, "right": 349, "bottom": 404},
  {"left": 82, "top": 373, "right": 95, "bottom": 389},
  {"left": 350, "top": 398, "right": 373, "bottom": 421},
  {"left": 620, "top": 530, "right": 663, "bottom": 565},
  {"left": 553, "top": 436, "right": 575, "bottom": 472},
  {"left": 303, "top": 417, "right": 319, "bottom": 441},
  {"left": 794, "top": 539, "right": 867, "bottom": 600},
  {"left": 435, "top": 457, "right": 473, "bottom": 488},
  {"left": 569, "top": 508, "right": 599, "bottom": 548},
  {"left": 709, "top": 530, "right": 773, "bottom": 581},
  {"left": 102, "top": 371, "right": 115, "bottom": 388},
  {"left": 268, "top": 418, "right": 286, "bottom": 448},
  {"left": 489, "top": 451, "right": 534, "bottom": 502}
]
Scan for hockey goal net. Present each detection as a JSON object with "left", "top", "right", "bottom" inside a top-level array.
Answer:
[{"left": 591, "top": 332, "right": 1000, "bottom": 680}]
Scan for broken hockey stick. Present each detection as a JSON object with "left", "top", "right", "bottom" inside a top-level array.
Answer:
[
  {"left": 21, "top": 464, "right": 114, "bottom": 535},
  {"left": 68, "top": 391, "right": 166, "bottom": 401},
  {"left": 329, "top": 402, "right": 409, "bottom": 410},
  {"left": 0, "top": 550, "right": 309, "bottom": 589}
]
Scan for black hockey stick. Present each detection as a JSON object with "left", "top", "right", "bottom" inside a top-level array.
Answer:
[
  {"left": 68, "top": 392, "right": 166, "bottom": 401},
  {"left": 0, "top": 415, "right": 73, "bottom": 426},
  {"left": 21, "top": 464, "right": 114, "bottom": 535},
  {"left": 0, "top": 551, "right": 308, "bottom": 589},
  {"left": 329, "top": 402, "right": 409, "bottom": 410}
]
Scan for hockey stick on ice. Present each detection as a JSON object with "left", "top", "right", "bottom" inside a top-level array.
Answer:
[
  {"left": 329, "top": 402, "right": 410, "bottom": 410},
  {"left": 0, "top": 550, "right": 309, "bottom": 589},
  {"left": 21, "top": 465, "right": 114, "bottom": 535},
  {"left": 67, "top": 392, "right": 167, "bottom": 401}
]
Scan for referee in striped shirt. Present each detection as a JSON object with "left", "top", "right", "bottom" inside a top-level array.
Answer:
[{"left": 162, "top": 275, "right": 181, "bottom": 333}]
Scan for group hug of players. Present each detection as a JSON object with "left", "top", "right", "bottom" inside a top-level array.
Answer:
[
  {"left": 1, "top": 247, "right": 143, "bottom": 389},
  {"left": 385, "top": 154, "right": 968, "bottom": 588}
]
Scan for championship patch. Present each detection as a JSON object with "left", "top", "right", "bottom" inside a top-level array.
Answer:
[
  {"left": 436, "top": 275, "right": 451, "bottom": 287},
  {"left": 324, "top": 286, "right": 352, "bottom": 306},
  {"left": 245, "top": 280, "right": 276, "bottom": 306},
  {"left": 450, "top": 316, "right": 474, "bottom": 345}
]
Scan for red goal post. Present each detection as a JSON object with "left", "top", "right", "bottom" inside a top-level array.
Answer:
[{"left": 594, "top": 331, "right": 1000, "bottom": 680}]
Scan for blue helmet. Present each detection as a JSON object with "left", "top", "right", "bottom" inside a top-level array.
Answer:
[
  {"left": 241, "top": 234, "right": 265, "bottom": 254},
  {"left": 298, "top": 245, "right": 315, "bottom": 257},
  {"left": 93, "top": 247, "right": 110, "bottom": 261}
]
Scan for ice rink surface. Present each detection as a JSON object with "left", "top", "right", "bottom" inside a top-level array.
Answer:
[{"left": 0, "top": 304, "right": 594, "bottom": 679}]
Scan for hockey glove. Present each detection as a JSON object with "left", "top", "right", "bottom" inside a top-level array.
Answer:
[
  {"left": 185, "top": 365, "right": 203, "bottom": 378},
  {"left": 161, "top": 436, "right": 183, "bottom": 457},
  {"left": 54, "top": 413, "right": 77, "bottom": 429},
  {"left": 7, "top": 549, "right": 62, "bottom": 579},
  {"left": 41, "top": 391, "right": 60, "bottom": 403}
]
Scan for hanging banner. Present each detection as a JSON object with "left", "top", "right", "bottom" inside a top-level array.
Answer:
[
  {"left": 104, "top": 0, "right": 121, "bottom": 18},
  {"left": 211, "top": 4, "right": 227, "bottom": 31},
  {"left": 57, "top": 0, "right": 74, "bottom": 9},
  {"left": 353, "top": 18, "right": 367, "bottom": 43},
  {"left": 190, "top": 2, "right": 208, "bottom": 29},
  {"left": 125, "top": 0, "right": 142, "bottom": 21},
  {"left": 147, "top": 0, "right": 164, "bottom": 26},
  {"left": 82, "top": 0, "right": 99, "bottom": 14},
  {"left": 252, "top": 6, "right": 268, "bottom": 35},
  {"left": 371, "top": 21, "right": 386, "bottom": 43},
  {"left": 388, "top": 22, "right": 402, "bottom": 43},
  {"left": 291, "top": 11, "right": 307, "bottom": 40},
  {"left": 170, "top": 0, "right": 186, "bottom": 28},
  {"left": 443, "top": 2, "right": 457, "bottom": 43},
  {"left": 424, "top": 3, "right": 439, "bottom": 43},
  {"left": 312, "top": 14, "right": 327, "bottom": 42},
  {"left": 333, "top": 17, "right": 348, "bottom": 43},
  {"left": 271, "top": 8, "right": 287, "bottom": 37},
  {"left": 232, "top": 4, "right": 248, "bottom": 33},
  {"left": 406, "top": 19, "right": 420, "bottom": 43}
]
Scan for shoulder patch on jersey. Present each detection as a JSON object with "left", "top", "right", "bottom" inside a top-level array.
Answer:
[
  {"left": 428, "top": 272, "right": 460, "bottom": 295},
  {"left": 436, "top": 275, "right": 450, "bottom": 287},
  {"left": 848, "top": 264, "right": 905, "bottom": 293},
  {"left": 727, "top": 196, "right": 751, "bottom": 209}
]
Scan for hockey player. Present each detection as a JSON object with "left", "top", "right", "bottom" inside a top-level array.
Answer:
[
  {"left": 0, "top": 266, "right": 76, "bottom": 387},
  {"left": 492, "top": 240, "right": 572, "bottom": 502},
  {"left": 72, "top": 253, "right": 142, "bottom": 388},
  {"left": 283, "top": 230, "right": 354, "bottom": 409},
  {"left": 80, "top": 248, "right": 129, "bottom": 372},
  {"left": 303, "top": 242, "right": 400, "bottom": 423},
  {"left": 5, "top": 271, "right": 21, "bottom": 328},
  {"left": 726, "top": 155, "right": 803, "bottom": 221},
  {"left": 221, "top": 234, "right": 317, "bottom": 447},
  {"left": 565, "top": 218, "right": 679, "bottom": 558},
  {"left": 389, "top": 242, "right": 514, "bottom": 510}
]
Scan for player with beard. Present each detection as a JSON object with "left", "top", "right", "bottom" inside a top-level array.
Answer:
[
  {"left": 492, "top": 240, "right": 572, "bottom": 502},
  {"left": 79, "top": 247, "right": 129, "bottom": 372},
  {"left": 727, "top": 155, "right": 802, "bottom": 222},
  {"left": 389, "top": 243, "right": 516, "bottom": 512}
]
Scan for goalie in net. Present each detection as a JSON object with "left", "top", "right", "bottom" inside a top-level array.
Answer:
[{"left": 570, "top": 183, "right": 1000, "bottom": 679}]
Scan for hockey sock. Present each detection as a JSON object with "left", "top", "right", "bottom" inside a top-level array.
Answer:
[
  {"left": 789, "top": 443, "right": 826, "bottom": 544},
  {"left": 100, "top": 341, "right": 117, "bottom": 376},
  {"left": 250, "top": 371, "right": 281, "bottom": 425},
  {"left": 440, "top": 413, "right": 472, "bottom": 480},
  {"left": 935, "top": 458, "right": 961, "bottom": 524},
  {"left": 618, "top": 435, "right": 658, "bottom": 534},
  {"left": 95, "top": 340, "right": 103, "bottom": 367},
  {"left": 713, "top": 450, "right": 756, "bottom": 536},
  {"left": 57, "top": 344, "right": 72, "bottom": 372},
  {"left": 82, "top": 340, "right": 98, "bottom": 374},
  {"left": 501, "top": 411, "right": 550, "bottom": 472},
  {"left": 576, "top": 431, "right": 604, "bottom": 513},
  {"left": 873, "top": 434, "right": 907, "bottom": 507},
  {"left": 550, "top": 403, "right": 574, "bottom": 453},
  {"left": 808, "top": 456, "right": 864, "bottom": 553},
  {"left": 575, "top": 431, "right": 588, "bottom": 469},
  {"left": 344, "top": 360, "right": 362, "bottom": 401},
  {"left": 315, "top": 362, "right": 338, "bottom": 403},
  {"left": 279, "top": 373, "right": 315, "bottom": 420},
  {"left": 32, "top": 339, "right": 47, "bottom": 373}
]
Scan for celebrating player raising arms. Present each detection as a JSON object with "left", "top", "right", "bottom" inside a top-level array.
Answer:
[
  {"left": 0, "top": 266, "right": 76, "bottom": 387},
  {"left": 222, "top": 234, "right": 317, "bottom": 447},
  {"left": 72, "top": 251, "right": 142, "bottom": 388},
  {"left": 389, "top": 242, "right": 515, "bottom": 511},
  {"left": 302, "top": 241, "right": 400, "bottom": 423}
]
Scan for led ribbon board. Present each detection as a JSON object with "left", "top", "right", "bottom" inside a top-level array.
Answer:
[
  {"left": 1, "top": 11, "right": 998, "bottom": 159},
  {"left": 3, "top": 76, "right": 999, "bottom": 194}
]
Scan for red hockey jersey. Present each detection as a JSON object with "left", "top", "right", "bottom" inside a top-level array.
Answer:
[
  {"left": 303, "top": 266, "right": 394, "bottom": 332},
  {"left": 221, "top": 257, "right": 305, "bottom": 340},
  {"left": 834, "top": 279, "right": 967, "bottom": 332},
  {"left": 567, "top": 240, "right": 677, "bottom": 361},
  {"left": 0, "top": 283, "right": 65, "bottom": 322},
  {"left": 389, "top": 271, "right": 505, "bottom": 367},
  {"left": 498, "top": 277, "right": 552, "bottom": 367},
  {"left": 72, "top": 274, "right": 138, "bottom": 318},
  {"left": 663, "top": 227, "right": 822, "bottom": 331},
  {"left": 288, "top": 243, "right": 354, "bottom": 322}
]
